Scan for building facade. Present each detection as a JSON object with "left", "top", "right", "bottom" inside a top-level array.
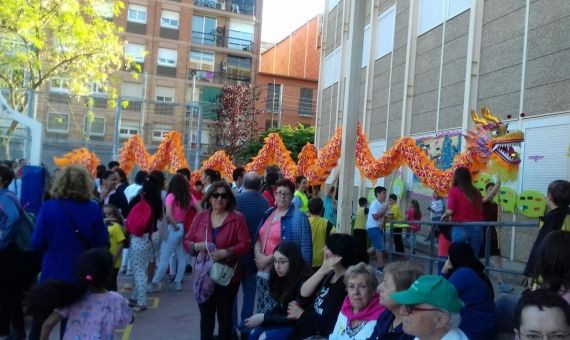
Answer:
[
  {"left": 256, "top": 16, "right": 321, "bottom": 130},
  {"left": 32, "top": 0, "right": 262, "bottom": 167},
  {"left": 317, "top": 0, "right": 570, "bottom": 261}
]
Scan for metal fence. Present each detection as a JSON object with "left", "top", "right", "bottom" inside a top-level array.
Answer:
[
  {"left": 0, "top": 90, "right": 221, "bottom": 173},
  {"left": 384, "top": 220, "right": 539, "bottom": 276}
]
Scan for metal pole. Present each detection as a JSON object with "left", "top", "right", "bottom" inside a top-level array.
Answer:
[
  {"left": 140, "top": 72, "right": 148, "bottom": 139},
  {"left": 193, "top": 105, "right": 203, "bottom": 170},
  {"left": 188, "top": 75, "right": 197, "bottom": 166},
  {"left": 277, "top": 83, "right": 283, "bottom": 128},
  {"left": 112, "top": 97, "right": 122, "bottom": 160}
]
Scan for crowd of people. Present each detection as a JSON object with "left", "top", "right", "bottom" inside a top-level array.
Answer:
[{"left": 0, "top": 159, "right": 569, "bottom": 340}]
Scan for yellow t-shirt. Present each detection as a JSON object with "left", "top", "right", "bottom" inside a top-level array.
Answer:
[
  {"left": 385, "top": 204, "right": 404, "bottom": 228},
  {"left": 354, "top": 207, "right": 367, "bottom": 230},
  {"left": 309, "top": 215, "right": 336, "bottom": 268},
  {"left": 107, "top": 223, "right": 126, "bottom": 268}
]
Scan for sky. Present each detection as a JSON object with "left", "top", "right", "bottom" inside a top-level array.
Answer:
[{"left": 261, "top": 0, "right": 325, "bottom": 43}]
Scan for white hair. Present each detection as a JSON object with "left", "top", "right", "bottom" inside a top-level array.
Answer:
[{"left": 442, "top": 310, "right": 462, "bottom": 329}]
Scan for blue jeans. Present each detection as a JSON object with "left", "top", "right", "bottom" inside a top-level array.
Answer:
[
  {"left": 233, "top": 259, "right": 257, "bottom": 334},
  {"left": 451, "top": 225, "right": 483, "bottom": 256},
  {"left": 249, "top": 326, "right": 294, "bottom": 340}
]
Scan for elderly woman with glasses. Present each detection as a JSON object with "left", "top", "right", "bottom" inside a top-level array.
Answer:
[
  {"left": 329, "top": 262, "right": 384, "bottom": 339},
  {"left": 185, "top": 181, "right": 251, "bottom": 340},
  {"left": 254, "top": 179, "right": 312, "bottom": 313},
  {"left": 369, "top": 261, "right": 424, "bottom": 340}
]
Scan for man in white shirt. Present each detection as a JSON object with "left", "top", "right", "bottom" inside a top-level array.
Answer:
[
  {"left": 391, "top": 275, "right": 468, "bottom": 340},
  {"left": 365, "top": 186, "right": 388, "bottom": 274},
  {"left": 123, "top": 170, "right": 148, "bottom": 203}
]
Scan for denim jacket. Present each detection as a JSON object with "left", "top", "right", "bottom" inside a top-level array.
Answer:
[
  {"left": 256, "top": 204, "right": 313, "bottom": 264},
  {"left": 0, "top": 189, "right": 21, "bottom": 250}
]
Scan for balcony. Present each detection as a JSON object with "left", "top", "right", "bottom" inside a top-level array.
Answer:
[
  {"left": 188, "top": 69, "right": 251, "bottom": 84},
  {"left": 191, "top": 31, "right": 253, "bottom": 52},
  {"left": 194, "top": 0, "right": 255, "bottom": 16}
]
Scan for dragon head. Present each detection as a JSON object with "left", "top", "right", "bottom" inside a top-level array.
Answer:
[{"left": 467, "top": 107, "right": 524, "bottom": 180}]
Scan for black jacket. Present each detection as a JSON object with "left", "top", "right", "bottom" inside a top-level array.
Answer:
[{"left": 524, "top": 206, "right": 570, "bottom": 277}]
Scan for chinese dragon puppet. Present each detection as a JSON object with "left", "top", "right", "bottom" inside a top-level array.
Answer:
[{"left": 54, "top": 107, "right": 524, "bottom": 195}]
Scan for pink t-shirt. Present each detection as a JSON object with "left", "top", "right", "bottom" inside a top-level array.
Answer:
[
  {"left": 447, "top": 186, "right": 483, "bottom": 222},
  {"left": 56, "top": 291, "right": 132, "bottom": 340},
  {"left": 166, "top": 193, "right": 197, "bottom": 223},
  {"left": 259, "top": 211, "right": 282, "bottom": 256}
]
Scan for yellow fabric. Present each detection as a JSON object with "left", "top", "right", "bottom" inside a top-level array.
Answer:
[
  {"left": 562, "top": 215, "right": 570, "bottom": 232},
  {"left": 309, "top": 215, "right": 336, "bottom": 268},
  {"left": 107, "top": 223, "right": 126, "bottom": 268},
  {"left": 294, "top": 191, "right": 309, "bottom": 213},
  {"left": 354, "top": 207, "right": 367, "bottom": 230},
  {"left": 389, "top": 204, "right": 403, "bottom": 220}
]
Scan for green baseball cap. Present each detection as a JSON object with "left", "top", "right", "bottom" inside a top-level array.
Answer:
[{"left": 390, "top": 275, "right": 463, "bottom": 313}]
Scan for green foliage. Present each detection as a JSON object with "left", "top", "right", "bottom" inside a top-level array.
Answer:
[
  {"left": 0, "top": 0, "right": 131, "bottom": 110},
  {"left": 237, "top": 124, "right": 316, "bottom": 162}
]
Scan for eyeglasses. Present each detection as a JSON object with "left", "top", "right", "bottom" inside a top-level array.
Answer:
[
  {"left": 211, "top": 192, "right": 229, "bottom": 199},
  {"left": 275, "top": 191, "right": 291, "bottom": 198},
  {"left": 403, "top": 305, "right": 440, "bottom": 314},
  {"left": 273, "top": 259, "right": 289, "bottom": 265},
  {"left": 519, "top": 333, "right": 570, "bottom": 340}
]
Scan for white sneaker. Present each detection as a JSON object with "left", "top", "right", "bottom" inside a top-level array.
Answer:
[
  {"left": 169, "top": 282, "right": 182, "bottom": 291},
  {"left": 147, "top": 282, "right": 160, "bottom": 293}
]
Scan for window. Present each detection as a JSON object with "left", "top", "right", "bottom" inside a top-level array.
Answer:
[
  {"left": 127, "top": 4, "right": 147, "bottom": 23},
  {"left": 189, "top": 50, "right": 215, "bottom": 71},
  {"left": 192, "top": 15, "right": 217, "bottom": 46},
  {"left": 49, "top": 78, "right": 69, "bottom": 93},
  {"left": 93, "top": 1, "right": 113, "bottom": 18},
  {"left": 448, "top": 0, "right": 471, "bottom": 19},
  {"left": 125, "top": 43, "right": 145, "bottom": 63},
  {"left": 419, "top": 0, "right": 470, "bottom": 35},
  {"left": 91, "top": 83, "right": 106, "bottom": 95},
  {"left": 228, "top": 20, "right": 254, "bottom": 51},
  {"left": 84, "top": 116, "right": 105, "bottom": 136},
  {"left": 157, "top": 48, "right": 177, "bottom": 67},
  {"left": 160, "top": 10, "right": 179, "bottom": 29},
  {"left": 323, "top": 48, "right": 341, "bottom": 88},
  {"left": 119, "top": 121, "right": 139, "bottom": 138},
  {"left": 376, "top": 6, "right": 396, "bottom": 59},
  {"left": 265, "top": 84, "right": 281, "bottom": 112},
  {"left": 327, "top": 0, "right": 340, "bottom": 11},
  {"left": 47, "top": 112, "right": 70, "bottom": 133},
  {"left": 299, "top": 88, "right": 314, "bottom": 116},
  {"left": 122, "top": 82, "right": 142, "bottom": 99},
  {"left": 227, "top": 56, "right": 252, "bottom": 82},
  {"left": 362, "top": 25, "right": 371, "bottom": 67},
  {"left": 152, "top": 125, "right": 171, "bottom": 142},
  {"left": 155, "top": 86, "right": 174, "bottom": 102}
]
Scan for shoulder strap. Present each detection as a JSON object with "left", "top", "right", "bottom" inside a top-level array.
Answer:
[{"left": 60, "top": 200, "right": 92, "bottom": 249}]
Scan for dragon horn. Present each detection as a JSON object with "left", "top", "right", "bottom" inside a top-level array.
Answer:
[
  {"left": 470, "top": 110, "right": 488, "bottom": 125},
  {"left": 481, "top": 106, "right": 500, "bottom": 123}
]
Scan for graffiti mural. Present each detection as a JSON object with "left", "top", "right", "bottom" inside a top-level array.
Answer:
[{"left": 412, "top": 131, "right": 462, "bottom": 195}]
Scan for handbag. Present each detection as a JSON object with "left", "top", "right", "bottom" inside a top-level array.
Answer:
[
  {"left": 61, "top": 201, "right": 93, "bottom": 249},
  {"left": 256, "top": 211, "right": 278, "bottom": 279},
  {"left": 2, "top": 192, "right": 35, "bottom": 251},
  {"left": 205, "top": 225, "right": 236, "bottom": 286}
]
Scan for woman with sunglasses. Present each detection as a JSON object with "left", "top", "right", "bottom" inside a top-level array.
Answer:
[
  {"left": 253, "top": 179, "right": 313, "bottom": 314},
  {"left": 245, "top": 242, "right": 312, "bottom": 339},
  {"left": 184, "top": 181, "right": 251, "bottom": 340}
]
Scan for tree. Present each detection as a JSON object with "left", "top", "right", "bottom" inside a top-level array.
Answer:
[
  {"left": 237, "top": 124, "right": 316, "bottom": 162},
  {"left": 210, "top": 84, "right": 262, "bottom": 157},
  {"left": 0, "top": 0, "right": 135, "bottom": 157}
]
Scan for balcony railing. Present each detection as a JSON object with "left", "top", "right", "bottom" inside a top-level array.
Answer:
[
  {"left": 194, "top": 0, "right": 255, "bottom": 16},
  {"left": 191, "top": 31, "right": 254, "bottom": 52},
  {"left": 188, "top": 68, "right": 251, "bottom": 84}
]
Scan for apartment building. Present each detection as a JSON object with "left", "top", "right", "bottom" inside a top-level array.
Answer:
[
  {"left": 256, "top": 16, "right": 321, "bottom": 130},
  {"left": 34, "top": 0, "right": 263, "bottom": 167},
  {"left": 318, "top": 0, "right": 570, "bottom": 260}
]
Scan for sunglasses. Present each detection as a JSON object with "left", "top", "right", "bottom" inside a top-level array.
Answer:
[
  {"left": 403, "top": 305, "right": 439, "bottom": 314},
  {"left": 211, "top": 192, "right": 229, "bottom": 199}
]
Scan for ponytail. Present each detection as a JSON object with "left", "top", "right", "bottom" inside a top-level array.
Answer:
[{"left": 25, "top": 280, "right": 88, "bottom": 316}]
